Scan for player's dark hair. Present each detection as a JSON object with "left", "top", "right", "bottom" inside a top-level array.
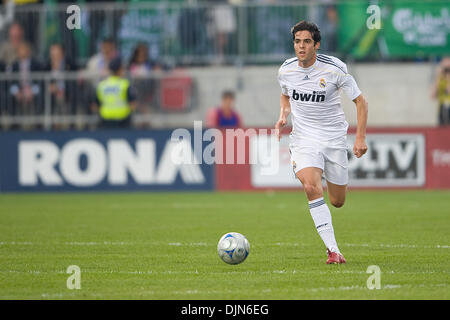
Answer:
[
  {"left": 291, "top": 20, "right": 321, "bottom": 44},
  {"left": 50, "top": 43, "right": 64, "bottom": 52},
  {"left": 222, "top": 90, "right": 235, "bottom": 99},
  {"left": 101, "top": 37, "right": 116, "bottom": 46}
]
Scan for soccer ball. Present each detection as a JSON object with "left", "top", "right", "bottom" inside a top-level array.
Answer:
[{"left": 217, "top": 232, "right": 250, "bottom": 265}]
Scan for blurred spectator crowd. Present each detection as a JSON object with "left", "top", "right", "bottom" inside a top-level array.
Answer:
[
  {"left": 7, "top": 0, "right": 447, "bottom": 131},
  {"left": 3, "top": 0, "right": 334, "bottom": 130},
  {"left": 0, "top": 18, "right": 165, "bottom": 130}
]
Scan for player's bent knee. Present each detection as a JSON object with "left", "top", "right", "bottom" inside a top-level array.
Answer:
[
  {"left": 330, "top": 199, "right": 345, "bottom": 208},
  {"left": 303, "top": 183, "right": 323, "bottom": 199}
]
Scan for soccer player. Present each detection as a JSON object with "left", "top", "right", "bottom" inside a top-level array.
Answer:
[{"left": 275, "top": 21, "right": 368, "bottom": 264}]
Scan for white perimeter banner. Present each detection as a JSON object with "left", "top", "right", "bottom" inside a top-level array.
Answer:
[{"left": 250, "top": 133, "right": 425, "bottom": 188}]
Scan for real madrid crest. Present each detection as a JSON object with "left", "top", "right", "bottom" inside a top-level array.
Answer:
[{"left": 319, "top": 78, "right": 326, "bottom": 88}]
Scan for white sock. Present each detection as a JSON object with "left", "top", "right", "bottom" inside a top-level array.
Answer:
[{"left": 308, "top": 197, "right": 340, "bottom": 254}]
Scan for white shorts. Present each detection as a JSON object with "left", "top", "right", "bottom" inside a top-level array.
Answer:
[{"left": 289, "top": 137, "right": 349, "bottom": 186}]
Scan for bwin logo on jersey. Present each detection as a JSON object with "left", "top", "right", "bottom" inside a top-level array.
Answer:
[{"left": 292, "top": 89, "right": 325, "bottom": 102}]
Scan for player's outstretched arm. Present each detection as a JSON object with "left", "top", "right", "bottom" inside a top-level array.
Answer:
[
  {"left": 275, "top": 94, "right": 291, "bottom": 141},
  {"left": 353, "top": 94, "right": 368, "bottom": 158}
]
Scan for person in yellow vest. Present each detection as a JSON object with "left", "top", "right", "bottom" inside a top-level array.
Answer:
[
  {"left": 92, "top": 57, "right": 137, "bottom": 128},
  {"left": 432, "top": 57, "right": 450, "bottom": 126}
]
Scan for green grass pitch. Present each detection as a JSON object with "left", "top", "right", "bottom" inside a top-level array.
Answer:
[{"left": 0, "top": 190, "right": 449, "bottom": 299}]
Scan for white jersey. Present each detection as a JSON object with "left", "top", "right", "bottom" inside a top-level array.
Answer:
[{"left": 278, "top": 54, "right": 361, "bottom": 146}]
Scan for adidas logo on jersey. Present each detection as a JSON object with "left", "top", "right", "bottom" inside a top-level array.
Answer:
[
  {"left": 303, "top": 75, "right": 309, "bottom": 80},
  {"left": 292, "top": 89, "right": 325, "bottom": 102}
]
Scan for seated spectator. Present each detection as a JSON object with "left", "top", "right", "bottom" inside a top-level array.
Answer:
[
  {"left": 9, "top": 41, "right": 43, "bottom": 121},
  {"left": 44, "top": 43, "right": 77, "bottom": 127},
  {"left": 128, "top": 43, "right": 161, "bottom": 77},
  {"left": 85, "top": 38, "right": 118, "bottom": 81},
  {"left": 206, "top": 90, "right": 242, "bottom": 128},
  {"left": 0, "top": 22, "right": 24, "bottom": 71},
  {"left": 128, "top": 43, "right": 162, "bottom": 113}
]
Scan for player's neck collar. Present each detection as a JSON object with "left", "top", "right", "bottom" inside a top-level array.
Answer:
[{"left": 297, "top": 56, "right": 318, "bottom": 72}]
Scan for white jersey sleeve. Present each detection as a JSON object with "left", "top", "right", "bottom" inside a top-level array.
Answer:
[
  {"left": 278, "top": 73, "right": 289, "bottom": 96},
  {"left": 336, "top": 64, "right": 361, "bottom": 101},
  {"left": 278, "top": 59, "right": 294, "bottom": 96}
]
